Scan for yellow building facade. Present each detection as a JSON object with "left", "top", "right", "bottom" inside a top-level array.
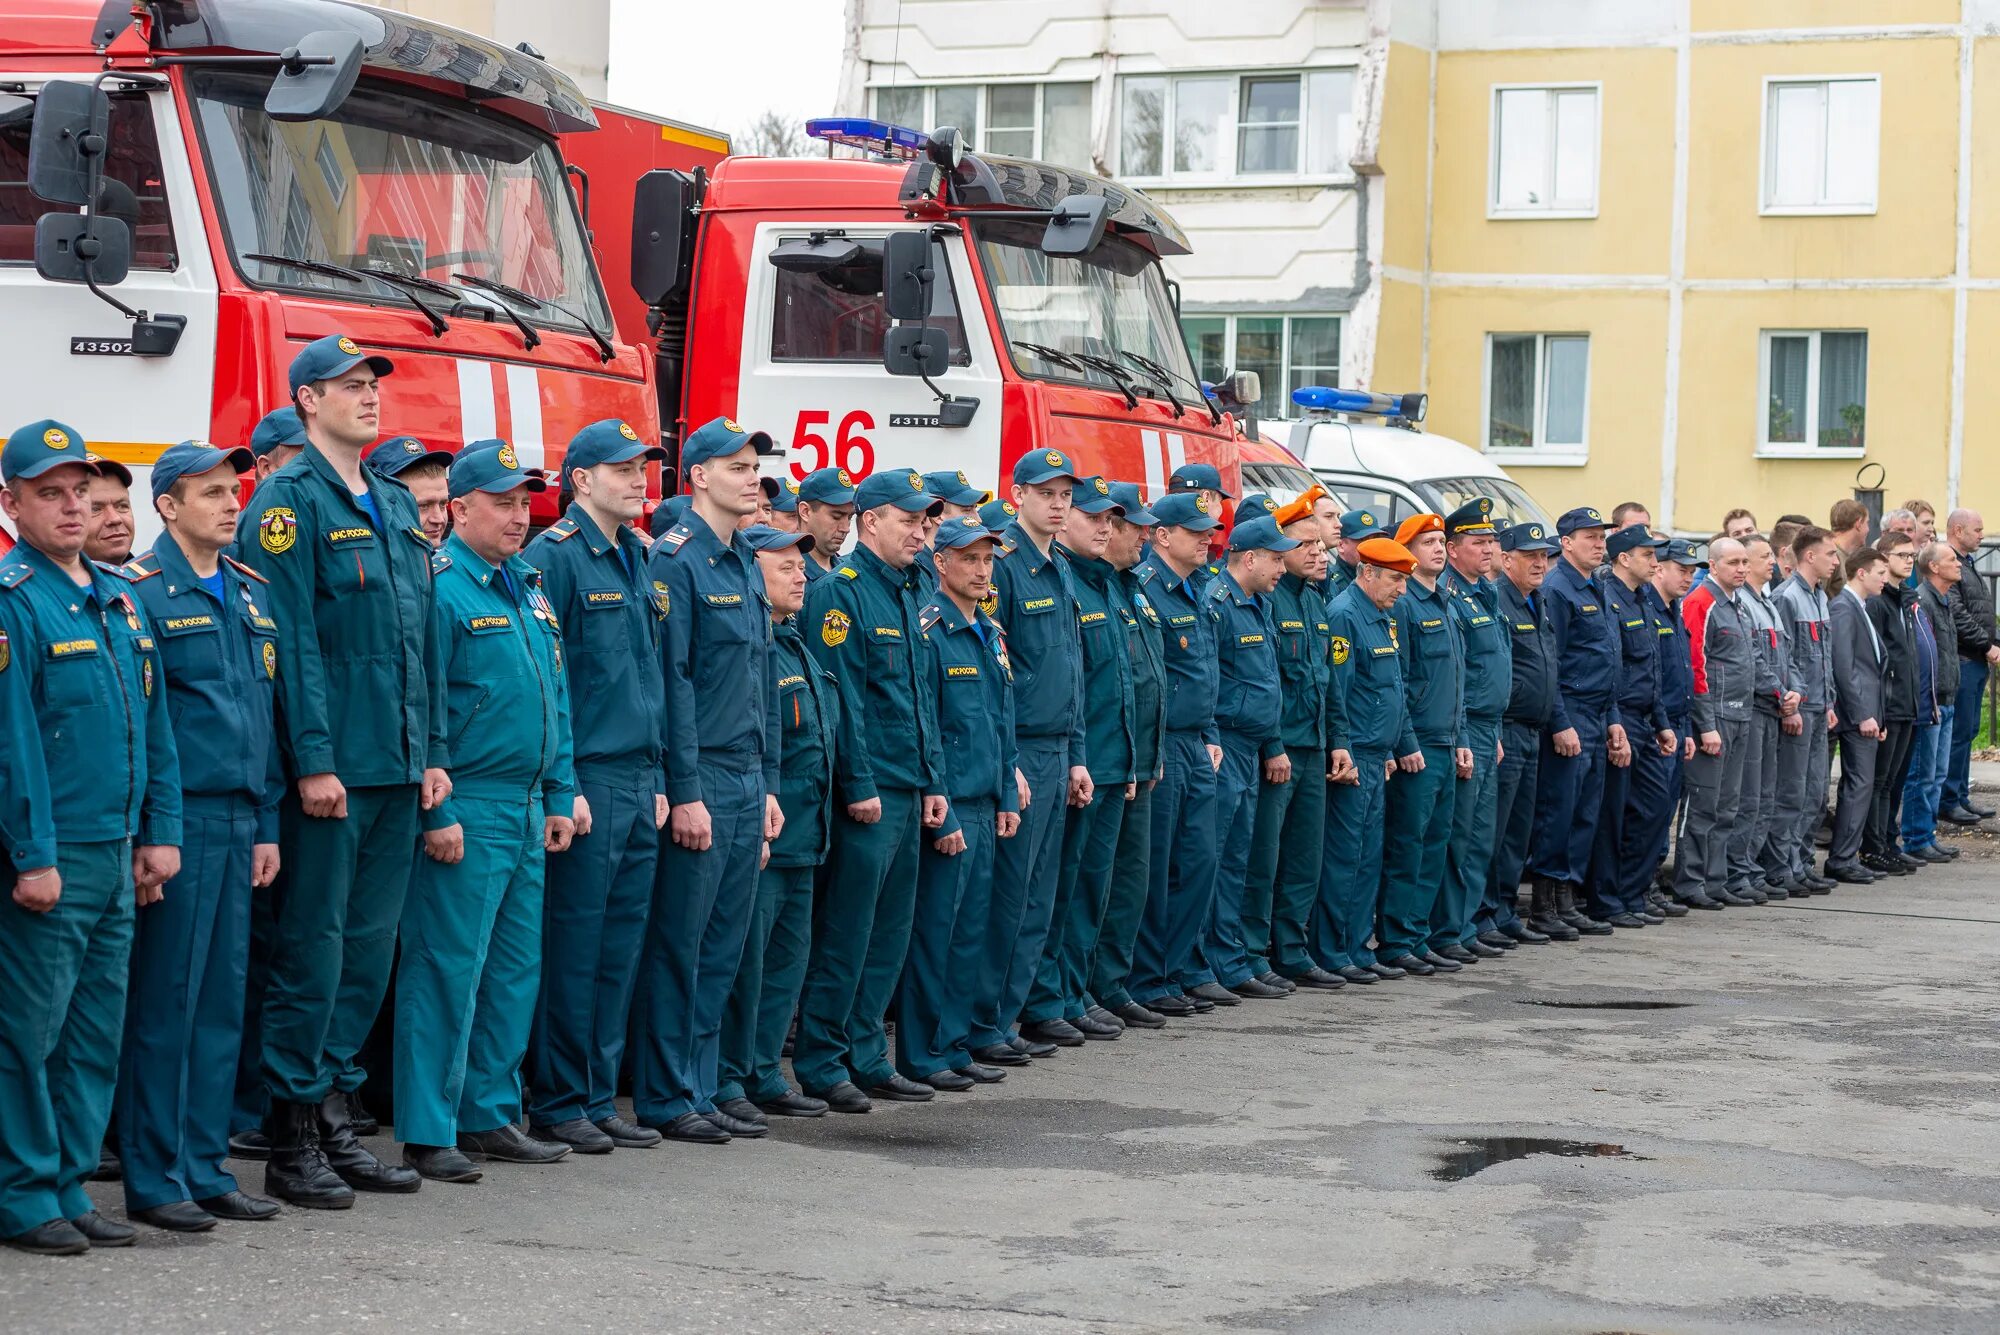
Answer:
[{"left": 1367, "top": 1, "right": 2000, "bottom": 532}]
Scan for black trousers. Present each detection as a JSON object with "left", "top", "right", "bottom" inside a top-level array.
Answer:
[
  {"left": 1864, "top": 721, "right": 1916, "bottom": 859},
  {"left": 1830, "top": 731, "right": 1877, "bottom": 866}
]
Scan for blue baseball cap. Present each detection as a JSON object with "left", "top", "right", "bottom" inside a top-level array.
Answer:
[
  {"left": 1556, "top": 505, "right": 1607, "bottom": 535},
  {"left": 249, "top": 407, "right": 309, "bottom": 458},
  {"left": 1444, "top": 498, "right": 1499, "bottom": 538},
  {"left": 365, "top": 435, "right": 454, "bottom": 479},
  {"left": 649, "top": 493, "right": 693, "bottom": 537},
  {"left": 1663, "top": 537, "right": 1703, "bottom": 566},
  {"left": 923, "top": 469, "right": 989, "bottom": 506},
  {"left": 1105, "top": 482, "right": 1157, "bottom": 526},
  {"left": 680, "top": 415, "right": 772, "bottom": 474},
  {"left": 1606, "top": 523, "right": 1667, "bottom": 559},
  {"left": 978, "top": 497, "right": 1019, "bottom": 530},
  {"left": 2, "top": 419, "right": 95, "bottom": 483},
  {"left": 1167, "top": 462, "right": 1235, "bottom": 499},
  {"left": 797, "top": 466, "right": 858, "bottom": 506},
  {"left": 770, "top": 476, "right": 802, "bottom": 513},
  {"left": 1012, "top": 448, "right": 1077, "bottom": 486},
  {"left": 1070, "top": 475, "right": 1124, "bottom": 515},
  {"left": 1150, "top": 492, "right": 1222, "bottom": 533},
  {"left": 1338, "top": 507, "right": 1390, "bottom": 540},
  {"left": 855, "top": 469, "right": 940, "bottom": 513},
  {"left": 1498, "top": 521, "right": 1558, "bottom": 553},
  {"left": 448, "top": 440, "right": 547, "bottom": 498},
  {"left": 1228, "top": 514, "right": 1301, "bottom": 553},
  {"left": 568, "top": 418, "right": 667, "bottom": 473},
  {"left": 743, "top": 523, "right": 815, "bottom": 555},
  {"left": 289, "top": 334, "right": 394, "bottom": 395},
  {"left": 151, "top": 440, "right": 252, "bottom": 502},
  {"left": 932, "top": 515, "right": 1002, "bottom": 551},
  {"left": 84, "top": 452, "right": 132, "bottom": 489},
  {"left": 1237, "top": 493, "right": 1279, "bottom": 519}
]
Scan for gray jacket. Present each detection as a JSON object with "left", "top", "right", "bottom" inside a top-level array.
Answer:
[
  {"left": 1772, "top": 572, "right": 1834, "bottom": 711},
  {"left": 1918, "top": 578, "right": 1961, "bottom": 701},
  {"left": 1684, "top": 580, "right": 1755, "bottom": 733},
  {"left": 1740, "top": 583, "right": 1789, "bottom": 717},
  {"left": 1830, "top": 587, "right": 1885, "bottom": 736}
]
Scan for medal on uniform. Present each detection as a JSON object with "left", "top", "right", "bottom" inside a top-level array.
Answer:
[{"left": 142, "top": 657, "right": 154, "bottom": 697}]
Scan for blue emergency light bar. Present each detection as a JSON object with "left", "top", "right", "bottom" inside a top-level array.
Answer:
[
  {"left": 1292, "top": 385, "right": 1428, "bottom": 423},
  {"left": 805, "top": 117, "right": 934, "bottom": 161}
]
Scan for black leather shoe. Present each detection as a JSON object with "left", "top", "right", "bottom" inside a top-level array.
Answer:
[
  {"left": 1085, "top": 1004, "right": 1127, "bottom": 1030},
  {"left": 1896, "top": 849, "right": 1925, "bottom": 870},
  {"left": 593, "top": 1115, "right": 663, "bottom": 1146},
  {"left": 193, "top": 1189, "right": 280, "bottom": 1221},
  {"left": 403, "top": 1144, "right": 482, "bottom": 1182},
  {"left": 1656, "top": 898, "right": 1689, "bottom": 917},
  {"left": 961, "top": 1062, "right": 1007, "bottom": 1084},
  {"left": 1804, "top": 874, "right": 1837, "bottom": 892},
  {"left": 1716, "top": 889, "right": 1759, "bottom": 906},
  {"left": 1678, "top": 894, "right": 1724, "bottom": 909},
  {"left": 227, "top": 1128, "right": 270, "bottom": 1161},
  {"left": 1187, "top": 982, "right": 1242, "bottom": 1006},
  {"left": 866, "top": 1074, "right": 935, "bottom": 1103},
  {"left": 263, "top": 1100, "right": 354, "bottom": 1209},
  {"left": 657, "top": 1111, "right": 732, "bottom": 1142},
  {"left": 1861, "top": 854, "right": 1910, "bottom": 877},
  {"left": 1573, "top": 916, "right": 1614, "bottom": 934},
  {"left": 1924, "top": 843, "right": 1959, "bottom": 860},
  {"left": 1012, "top": 1034, "right": 1060, "bottom": 1057},
  {"left": 343, "top": 1088, "right": 380, "bottom": 1137},
  {"left": 1366, "top": 961, "right": 1408, "bottom": 980},
  {"left": 1439, "top": 944, "right": 1482, "bottom": 963},
  {"left": 1228, "top": 977, "right": 1288, "bottom": 998},
  {"left": 1825, "top": 861, "right": 1877, "bottom": 884},
  {"left": 1379, "top": 954, "right": 1435, "bottom": 976},
  {"left": 1475, "top": 931, "right": 1518, "bottom": 951},
  {"left": 1287, "top": 967, "right": 1346, "bottom": 990},
  {"left": 4, "top": 1219, "right": 88, "bottom": 1255},
  {"left": 91, "top": 1146, "right": 121, "bottom": 1182},
  {"left": 1732, "top": 886, "right": 1771, "bottom": 904},
  {"left": 319, "top": 1093, "right": 421, "bottom": 1192},
  {"left": 1605, "top": 913, "right": 1647, "bottom": 929},
  {"left": 809, "top": 1082, "right": 873, "bottom": 1114},
  {"left": 1420, "top": 951, "right": 1463, "bottom": 972},
  {"left": 1113, "top": 1001, "right": 1168, "bottom": 1027},
  {"left": 923, "top": 1070, "right": 976, "bottom": 1092},
  {"left": 1969, "top": 802, "right": 1997, "bottom": 819},
  {"left": 131, "top": 1200, "right": 217, "bottom": 1233},
  {"left": 1636, "top": 908, "right": 1666, "bottom": 925},
  {"left": 535, "top": 1117, "right": 615, "bottom": 1154},
  {"left": 1941, "top": 804, "right": 1983, "bottom": 825},
  {"left": 971, "top": 1043, "right": 1030, "bottom": 1066},
  {"left": 70, "top": 1210, "right": 136, "bottom": 1246},
  {"left": 1499, "top": 921, "right": 1551, "bottom": 945},
  {"left": 459, "top": 1124, "right": 572, "bottom": 1163},
  {"left": 755, "top": 1091, "right": 828, "bottom": 1118},
  {"left": 704, "top": 1109, "right": 768, "bottom": 1138},
  {"left": 712, "top": 1099, "right": 769, "bottom": 1130},
  {"left": 1069, "top": 1013, "right": 1121, "bottom": 1040},
  {"left": 1020, "top": 1017, "right": 1086, "bottom": 1046},
  {"left": 1183, "top": 992, "right": 1217, "bottom": 1014},
  {"left": 1257, "top": 971, "right": 1298, "bottom": 993},
  {"left": 1335, "top": 965, "right": 1378, "bottom": 984}
]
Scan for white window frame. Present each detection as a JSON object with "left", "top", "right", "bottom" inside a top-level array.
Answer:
[
  {"left": 1487, "top": 82, "right": 1601, "bottom": 220},
  {"left": 1181, "top": 312, "right": 1344, "bottom": 416},
  {"left": 1759, "top": 74, "right": 1881, "bottom": 217},
  {"left": 1756, "top": 328, "right": 1868, "bottom": 459},
  {"left": 1481, "top": 332, "right": 1591, "bottom": 465},
  {"left": 1114, "top": 68, "right": 1357, "bottom": 187},
  {"left": 869, "top": 82, "right": 1092, "bottom": 163}
]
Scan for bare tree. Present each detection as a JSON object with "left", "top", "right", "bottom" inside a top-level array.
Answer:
[{"left": 739, "top": 110, "right": 808, "bottom": 158}]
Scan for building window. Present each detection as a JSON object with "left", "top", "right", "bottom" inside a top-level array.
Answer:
[
  {"left": 315, "top": 132, "right": 346, "bottom": 205},
  {"left": 1485, "top": 333, "right": 1590, "bottom": 456},
  {"left": 1182, "top": 313, "right": 1342, "bottom": 419},
  {"left": 1759, "top": 330, "right": 1867, "bottom": 454},
  {"left": 871, "top": 82, "right": 1093, "bottom": 168},
  {"left": 1490, "top": 85, "right": 1599, "bottom": 217},
  {"left": 1763, "top": 77, "right": 1879, "bottom": 213},
  {"left": 1117, "top": 70, "right": 1354, "bottom": 182}
]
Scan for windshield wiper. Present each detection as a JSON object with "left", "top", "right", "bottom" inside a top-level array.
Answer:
[
  {"left": 1012, "top": 341, "right": 1089, "bottom": 373},
  {"left": 453, "top": 272, "right": 615, "bottom": 364},
  {"left": 243, "top": 253, "right": 449, "bottom": 336},
  {"left": 1120, "top": 349, "right": 1221, "bottom": 426},
  {"left": 1070, "top": 352, "right": 1153, "bottom": 412},
  {"left": 359, "top": 265, "right": 539, "bottom": 352},
  {"left": 1102, "top": 352, "right": 1185, "bottom": 419},
  {"left": 1014, "top": 343, "right": 1138, "bottom": 409}
]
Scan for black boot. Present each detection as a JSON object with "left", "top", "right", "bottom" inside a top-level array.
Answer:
[
  {"left": 263, "top": 1101, "right": 354, "bottom": 1210},
  {"left": 318, "top": 1093, "right": 420, "bottom": 1193},
  {"left": 1528, "top": 879, "right": 1579, "bottom": 941}
]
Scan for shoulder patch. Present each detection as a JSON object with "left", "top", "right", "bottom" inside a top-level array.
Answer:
[
  {"left": 545, "top": 518, "right": 579, "bottom": 542},
  {"left": 918, "top": 605, "right": 943, "bottom": 632},
  {"left": 93, "top": 559, "right": 135, "bottom": 582},
  {"left": 220, "top": 554, "right": 269, "bottom": 585},
  {"left": 0, "top": 565, "right": 30, "bottom": 589},
  {"left": 659, "top": 522, "right": 693, "bottom": 554},
  {"left": 1136, "top": 565, "right": 1157, "bottom": 585},
  {"left": 430, "top": 550, "right": 452, "bottom": 575},
  {"left": 123, "top": 557, "right": 162, "bottom": 581},
  {"left": 836, "top": 566, "right": 858, "bottom": 581}
]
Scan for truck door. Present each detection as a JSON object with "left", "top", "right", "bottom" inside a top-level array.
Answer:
[{"left": 736, "top": 225, "right": 1004, "bottom": 492}]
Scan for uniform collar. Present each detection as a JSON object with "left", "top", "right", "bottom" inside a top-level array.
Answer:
[
  {"left": 1278, "top": 571, "right": 1310, "bottom": 597},
  {"left": 928, "top": 594, "right": 978, "bottom": 635},
  {"left": 148, "top": 529, "right": 229, "bottom": 599},
  {"left": 1552, "top": 559, "right": 1593, "bottom": 591},
  {"left": 444, "top": 531, "right": 537, "bottom": 590},
  {"left": 11, "top": 540, "right": 116, "bottom": 604},
  {"left": 301, "top": 442, "right": 393, "bottom": 521},
  {"left": 1217, "top": 568, "right": 1256, "bottom": 605},
  {"left": 853, "top": 541, "right": 919, "bottom": 591},
  {"left": 1003, "top": 520, "right": 1055, "bottom": 572},
  {"left": 1057, "top": 543, "right": 1115, "bottom": 586},
  {"left": 567, "top": 504, "right": 643, "bottom": 561}
]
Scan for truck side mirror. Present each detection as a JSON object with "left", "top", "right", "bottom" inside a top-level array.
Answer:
[
  {"left": 884, "top": 325, "right": 949, "bottom": 378},
  {"left": 631, "top": 168, "right": 693, "bottom": 306},
  {"left": 1040, "top": 195, "right": 1108, "bottom": 257},
  {"left": 768, "top": 236, "right": 862, "bottom": 275},
  {"left": 882, "top": 230, "right": 936, "bottom": 321},
  {"left": 36, "top": 213, "right": 131, "bottom": 286},
  {"left": 264, "top": 31, "right": 365, "bottom": 122},
  {"left": 27, "top": 80, "right": 110, "bottom": 207}
]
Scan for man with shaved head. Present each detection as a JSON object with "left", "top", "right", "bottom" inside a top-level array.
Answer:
[{"left": 1673, "top": 538, "right": 1758, "bottom": 908}]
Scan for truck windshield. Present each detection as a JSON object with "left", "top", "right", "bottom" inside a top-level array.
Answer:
[
  {"left": 189, "top": 71, "right": 611, "bottom": 332},
  {"left": 973, "top": 218, "right": 1198, "bottom": 403}
]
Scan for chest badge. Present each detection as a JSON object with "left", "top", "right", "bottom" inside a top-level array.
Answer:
[
  {"left": 262, "top": 640, "right": 278, "bottom": 679},
  {"left": 1331, "top": 635, "right": 1350, "bottom": 666},
  {"left": 0, "top": 629, "right": 9, "bottom": 674},
  {"left": 142, "top": 657, "right": 154, "bottom": 697},
  {"left": 821, "top": 608, "right": 851, "bottom": 647},
  {"left": 258, "top": 507, "right": 298, "bottom": 555}
]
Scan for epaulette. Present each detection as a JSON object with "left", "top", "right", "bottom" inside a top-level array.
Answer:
[
  {"left": 1205, "top": 580, "right": 1229, "bottom": 602},
  {"left": 93, "top": 558, "right": 136, "bottom": 582},
  {"left": 998, "top": 540, "right": 1017, "bottom": 556},
  {"left": 658, "top": 522, "right": 693, "bottom": 555},
  {"left": 544, "top": 517, "right": 579, "bottom": 543},
  {"left": 220, "top": 554, "right": 268, "bottom": 585},
  {"left": 430, "top": 549, "right": 453, "bottom": 575},
  {"left": 836, "top": 566, "right": 858, "bottom": 580},
  {"left": 917, "top": 605, "right": 942, "bottom": 632},
  {"left": 0, "top": 565, "right": 30, "bottom": 590},
  {"left": 1135, "top": 564, "right": 1157, "bottom": 584},
  {"left": 123, "top": 554, "right": 162, "bottom": 582}
]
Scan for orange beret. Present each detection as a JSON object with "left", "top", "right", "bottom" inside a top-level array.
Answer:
[
  {"left": 1357, "top": 536, "right": 1416, "bottom": 574},
  {"left": 1273, "top": 483, "right": 1328, "bottom": 529},
  {"left": 1395, "top": 513, "right": 1443, "bottom": 546}
]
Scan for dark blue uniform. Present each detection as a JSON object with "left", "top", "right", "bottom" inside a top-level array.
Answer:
[
  {"left": 1197, "top": 570, "right": 1283, "bottom": 990},
  {"left": 1586, "top": 574, "right": 1669, "bottom": 919},
  {"left": 1438, "top": 566, "right": 1511, "bottom": 952},
  {"left": 1530, "top": 557, "right": 1624, "bottom": 888},
  {"left": 1090, "top": 561, "right": 1169, "bottom": 1012},
  {"left": 1313, "top": 581, "right": 1405, "bottom": 971},
  {"left": 1481, "top": 573, "right": 1555, "bottom": 937},
  {"left": 1623, "top": 582, "right": 1693, "bottom": 903},
  {"left": 1261, "top": 571, "right": 1334, "bottom": 979},
  {"left": 1378, "top": 573, "right": 1464, "bottom": 961}
]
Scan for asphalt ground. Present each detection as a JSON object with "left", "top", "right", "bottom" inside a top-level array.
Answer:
[{"left": 4, "top": 833, "right": 1997, "bottom": 1333}]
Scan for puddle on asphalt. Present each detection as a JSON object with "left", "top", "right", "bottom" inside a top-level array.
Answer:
[
  {"left": 1431, "top": 1137, "right": 1649, "bottom": 1181},
  {"left": 1517, "top": 999, "right": 1692, "bottom": 1010}
]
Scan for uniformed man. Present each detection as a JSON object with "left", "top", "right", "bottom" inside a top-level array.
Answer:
[
  {"left": 1022, "top": 477, "right": 1135, "bottom": 1044},
  {"left": 633, "top": 417, "right": 783, "bottom": 1144},
  {"left": 1126, "top": 493, "right": 1226, "bottom": 1016},
  {"left": 1312, "top": 538, "right": 1415, "bottom": 982},
  {"left": 1527, "top": 507, "right": 1622, "bottom": 939},
  {"left": 1674, "top": 538, "right": 1758, "bottom": 907},
  {"left": 796, "top": 466, "right": 858, "bottom": 582},
  {"left": 248, "top": 407, "right": 308, "bottom": 487},
  {"left": 1086, "top": 484, "right": 1170, "bottom": 1028},
  {"left": 1327, "top": 509, "right": 1390, "bottom": 600},
  {"left": 393, "top": 443, "right": 576, "bottom": 1181},
  {"left": 239, "top": 334, "right": 448, "bottom": 1207},
  {"left": 1477, "top": 522, "right": 1559, "bottom": 946},
  {"left": 522, "top": 419, "right": 669, "bottom": 1154},
  {"left": 82, "top": 455, "right": 137, "bottom": 566},
  {"left": 749, "top": 478, "right": 778, "bottom": 530},
  {"left": 1732, "top": 534, "right": 1798, "bottom": 896},
  {"left": 913, "top": 470, "right": 989, "bottom": 599},
  {"left": 978, "top": 497, "right": 1019, "bottom": 533},
  {"left": 797, "top": 469, "right": 948, "bottom": 1110},
  {"left": 767, "top": 476, "right": 803, "bottom": 533},
  {"left": 1771, "top": 526, "right": 1839, "bottom": 895},
  {"left": 0, "top": 422, "right": 182, "bottom": 1254},
  {"left": 970, "top": 450, "right": 1090, "bottom": 1063},
  {"left": 364, "top": 436, "right": 455, "bottom": 545},
  {"left": 115, "top": 442, "right": 282, "bottom": 1233},
  {"left": 1165, "top": 463, "right": 1237, "bottom": 592},
  {"left": 714, "top": 526, "right": 836, "bottom": 1123},
  {"left": 1437, "top": 500, "right": 1512, "bottom": 962},
  {"left": 1622, "top": 539, "right": 1700, "bottom": 916},
  {"left": 900, "top": 516, "right": 1023, "bottom": 1088},
  {"left": 649, "top": 493, "right": 693, "bottom": 539}
]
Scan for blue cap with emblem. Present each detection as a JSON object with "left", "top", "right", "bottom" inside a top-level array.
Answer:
[
  {"left": 364, "top": 435, "right": 455, "bottom": 479},
  {"left": 568, "top": 418, "right": 667, "bottom": 473},
  {"left": 1498, "top": 521, "right": 1558, "bottom": 553},
  {"left": 855, "top": 468, "right": 941, "bottom": 513},
  {"left": 151, "top": 440, "right": 253, "bottom": 501},
  {"left": 449, "top": 440, "right": 547, "bottom": 498},
  {"left": 649, "top": 493, "right": 693, "bottom": 537},
  {"left": 249, "top": 407, "right": 308, "bottom": 457},
  {"left": 1105, "top": 482, "right": 1158, "bottom": 526},
  {"left": 932, "top": 515, "right": 1001, "bottom": 551},
  {"left": 922, "top": 469, "right": 989, "bottom": 506},
  {"left": 1444, "top": 497, "right": 1499, "bottom": 538},
  {"left": 1237, "top": 493, "right": 1279, "bottom": 519},
  {"left": 1167, "top": 461, "right": 1236, "bottom": 500},
  {"left": 289, "top": 334, "right": 394, "bottom": 395},
  {"left": 1338, "top": 508, "right": 1390, "bottom": 540},
  {"left": 743, "top": 523, "right": 816, "bottom": 554},
  {"left": 1606, "top": 523, "right": 1668, "bottom": 558},
  {"left": 680, "top": 415, "right": 773, "bottom": 475},
  {"left": 977, "top": 497, "right": 1019, "bottom": 530},
  {"left": 84, "top": 452, "right": 133, "bottom": 489},
  {"left": 1663, "top": 537, "right": 1703, "bottom": 567},
  {"left": 1228, "top": 513, "right": 1301, "bottom": 553},
  {"left": 2, "top": 419, "right": 96, "bottom": 483},
  {"left": 1150, "top": 492, "right": 1222, "bottom": 533},
  {"left": 1556, "top": 505, "right": 1607, "bottom": 535},
  {"left": 797, "top": 466, "right": 858, "bottom": 505},
  {"left": 1012, "top": 448, "right": 1077, "bottom": 487},
  {"left": 770, "top": 477, "right": 802, "bottom": 513},
  {"left": 1070, "top": 475, "right": 1124, "bottom": 516}
]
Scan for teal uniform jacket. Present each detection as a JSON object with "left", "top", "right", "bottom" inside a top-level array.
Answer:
[
  {"left": 523, "top": 507, "right": 664, "bottom": 791},
  {"left": 239, "top": 445, "right": 447, "bottom": 785},
  {"left": 1390, "top": 575, "right": 1466, "bottom": 754},
  {"left": 916, "top": 595, "right": 1021, "bottom": 837},
  {"left": 1210, "top": 570, "right": 1284, "bottom": 760},
  {"left": 1133, "top": 554, "right": 1221, "bottom": 745},
  {"left": 801, "top": 544, "right": 944, "bottom": 801},
  {"left": 804, "top": 548, "right": 838, "bottom": 585},
  {"left": 1442, "top": 567, "right": 1513, "bottom": 725},
  {"left": 1119, "top": 565, "right": 1169, "bottom": 779},
  {"left": 768, "top": 619, "right": 840, "bottom": 867},
  {"left": 1061, "top": 548, "right": 1137, "bottom": 784},
  {"left": 1326, "top": 583, "right": 1407, "bottom": 756},
  {"left": 0, "top": 545, "right": 183, "bottom": 864},
  {"left": 992, "top": 523, "right": 1086, "bottom": 758},
  {"left": 425, "top": 534, "right": 576, "bottom": 825},
  {"left": 1324, "top": 558, "right": 1358, "bottom": 612},
  {"left": 1272, "top": 571, "right": 1334, "bottom": 751}
]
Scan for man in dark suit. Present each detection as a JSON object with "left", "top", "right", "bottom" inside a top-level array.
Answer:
[
  {"left": 1827, "top": 549, "right": 1890, "bottom": 883},
  {"left": 1864, "top": 532, "right": 1923, "bottom": 877}
]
